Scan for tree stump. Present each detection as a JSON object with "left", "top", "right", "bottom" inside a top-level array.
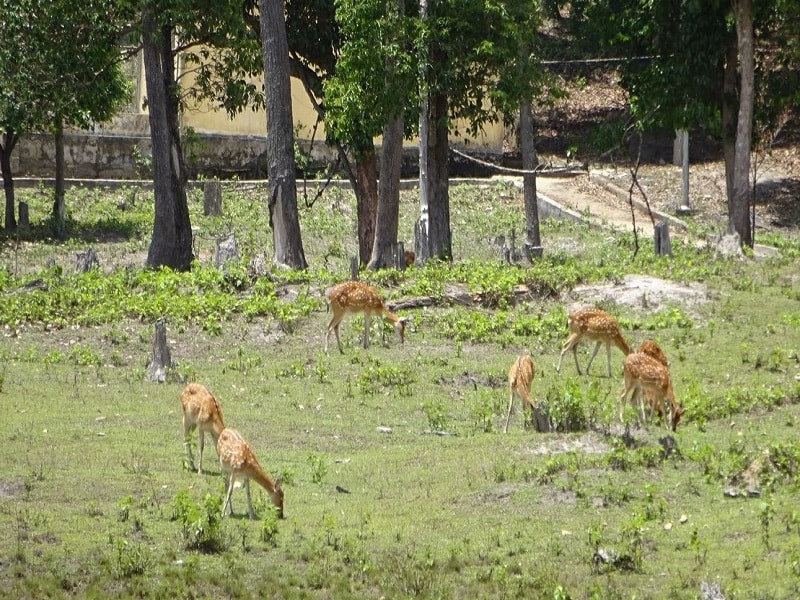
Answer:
[
  {"left": 393, "top": 241, "right": 406, "bottom": 270},
  {"left": 75, "top": 247, "right": 99, "bottom": 272},
  {"left": 654, "top": 220, "right": 672, "bottom": 257},
  {"left": 203, "top": 180, "right": 222, "bottom": 216},
  {"left": 349, "top": 256, "right": 359, "bottom": 280},
  {"left": 213, "top": 233, "right": 238, "bottom": 268},
  {"left": 145, "top": 317, "right": 173, "bottom": 383},
  {"left": 530, "top": 406, "right": 552, "bottom": 433},
  {"left": 414, "top": 217, "right": 429, "bottom": 266},
  {"left": 18, "top": 202, "right": 29, "bottom": 229}
]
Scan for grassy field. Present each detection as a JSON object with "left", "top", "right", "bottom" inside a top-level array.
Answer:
[{"left": 1, "top": 181, "right": 799, "bottom": 599}]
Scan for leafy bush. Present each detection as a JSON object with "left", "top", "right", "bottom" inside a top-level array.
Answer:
[{"left": 171, "top": 490, "right": 227, "bottom": 553}]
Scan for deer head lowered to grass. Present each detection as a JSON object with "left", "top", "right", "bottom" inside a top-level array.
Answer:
[
  {"left": 620, "top": 352, "right": 685, "bottom": 432},
  {"left": 324, "top": 280, "right": 410, "bottom": 354},
  {"left": 556, "top": 306, "right": 631, "bottom": 377},
  {"left": 217, "top": 428, "right": 284, "bottom": 519}
]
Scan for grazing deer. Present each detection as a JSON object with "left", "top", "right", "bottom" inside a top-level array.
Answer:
[
  {"left": 556, "top": 307, "right": 631, "bottom": 376},
  {"left": 217, "top": 428, "right": 284, "bottom": 519},
  {"left": 324, "top": 280, "right": 409, "bottom": 354},
  {"left": 404, "top": 249, "right": 416, "bottom": 268},
  {"left": 180, "top": 383, "right": 225, "bottom": 474},
  {"left": 620, "top": 352, "right": 684, "bottom": 431},
  {"left": 504, "top": 354, "right": 536, "bottom": 433},
  {"left": 637, "top": 339, "right": 669, "bottom": 367}
]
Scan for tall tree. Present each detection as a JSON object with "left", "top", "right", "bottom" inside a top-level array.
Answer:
[
  {"left": 418, "top": 0, "right": 544, "bottom": 261},
  {"left": 259, "top": 0, "right": 307, "bottom": 268},
  {"left": 323, "top": 0, "right": 417, "bottom": 267},
  {"left": 730, "top": 0, "right": 754, "bottom": 244},
  {"left": 142, "top": 5, "right": 194, "bottom": 270},
  {"left": 140, "top": 0, "right": 269, "bottom": 269},
  {"left": 580, "top": 0, "right": 800, "bottom": 247},
  {"left": 0, "top": 0, "right": 130, "bottom": 234}
]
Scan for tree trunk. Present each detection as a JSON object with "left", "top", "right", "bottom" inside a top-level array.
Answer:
[
  {"left": 142, "top": 9, "right": 194, "bottom": 271},
  {"left": 721, "top": 38, "right": 738, "bottom": 202},
  {"left": 53, "top": 115, "right": 66, "bottom": 238},
  {"left": 520, "top": 97, "right": 541, "bottom": 257},
  {"left": 368, "top": 114, "right": 404, "bottom": 269},
  {"left": 260, "top": 0, "right": 308, "bottom": 269},
  {"left": 730, "top": 0, "right": 754, "bottom": 247},
  {"left": 0, "top": 129, "right": 18, "bottom": 231},
  {"left": 427, "top": 89, "right": 451, "bottom": 261},
  {"left": 354, "top": 143, "right": 379, "bottom": 266},
  {"left": 415, "top": 0, "right": 431, "bottom": 265}
]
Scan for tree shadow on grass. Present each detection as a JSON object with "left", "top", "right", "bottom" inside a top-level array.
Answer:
[
  {"left": 754, "top": 176, "right": 800, "bottom": 228},
  {"left": 0, "top": 214, "right": 146, "bottom": 245}
]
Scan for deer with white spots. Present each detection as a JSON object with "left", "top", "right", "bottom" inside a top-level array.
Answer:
[
  {"left": 217, "top": 428, "right": 284, "bottom": 519},
  {"left": 556, "top": 306, "right": 631, "bottom": 376},
  {"left": 325, "top": 280, "right": 409, "bottom": 354}
]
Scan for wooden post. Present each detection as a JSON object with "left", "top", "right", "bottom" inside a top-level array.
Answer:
[
  {"left": 18, "top": 202, "right": 29, "bottom": 229},
  {"left": 654, "top": 220, "right": 672, "bottom": 257},
  {"left": 203, "top": 180, "right": 222, "bottom": 216}
]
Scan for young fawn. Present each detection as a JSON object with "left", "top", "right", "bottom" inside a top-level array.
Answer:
[
  {"left": 180, "top": 383, "right": 225, "bottom": 474},
  {"left": 325, "top": 280, "right": 409, "bottom": 354},
  {"left": 217, "top": 428, "right": 284, "bottom": 519},
  {"left": 504, "top": 354, "right": 536, "bottom": 433},
  {"left": 556, "top": 307, "right": 631, "bottom": 376},
  {"left": 619, "top": 352, "right": 684, "bottom": 431}
]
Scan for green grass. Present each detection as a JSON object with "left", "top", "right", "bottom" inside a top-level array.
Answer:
[{"left": 1, "top": 182, "right": 800, "bottom": 598}]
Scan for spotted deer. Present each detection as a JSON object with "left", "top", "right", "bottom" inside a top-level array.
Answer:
[
  {"left": 217, "top": 428, "right": 284, "bottom": 519},
  {"left": 504, "top": 354, "right": 536, "bottom": 433},
  {"left": 556, "top": 307, "right": 631, "bottom": 376},
  {"left": 636, "top": 339, "right": 669, "bottom": 367},
  {"left": 180, "top": 383, "right": 225, "bottom": 474},
  {"left": 620, "top": 352, "right": 684, "bottom": 431},
  {"left": 325, "top": 280, "right": 409, "bottom": 354}
]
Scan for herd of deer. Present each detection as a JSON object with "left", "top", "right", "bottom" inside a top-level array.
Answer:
[{"left": 180, "top": 280, "right": 684, "bottom": 519}]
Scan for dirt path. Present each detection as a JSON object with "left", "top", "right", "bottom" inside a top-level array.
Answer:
[{"left": 535, "top": 173, "right": 686, "bottom": 240}]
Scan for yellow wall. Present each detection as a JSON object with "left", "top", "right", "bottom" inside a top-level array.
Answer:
[{"left": 128, "top": 53, "right": 504, "bottom": 153}]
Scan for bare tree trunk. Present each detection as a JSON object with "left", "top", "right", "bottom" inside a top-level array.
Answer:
[
  {"left": 427, "top": 89, "right": 451, "bottom": 261},
  {"left": 520, "top": 97, "right": 541, "bottom": 258},
  {"left": 721, "top": 38, "right": 738, "bottom": 203},
  {"left": 142, "top": 9, "right": 194, "bottom": 271},
  {"left": 415, "top": 0, "right": 431, "bottom": 265},
  {"left": 355, "top": 144, "right": 378, "bottom": 266},
  {"left": 260, "top": 0, "right": 308, "bottom": 269},
  {"left": 730, "top": 0, "right": 754, "bottom": 247},
  {"left": 0, "top": 129, "right": 18, "bottom": 231},
  {"left": 369, "top": 114, "right": 404, "bottom": 269},
  {"left": 53, "top": 115, "right": 66, "bottom": 238},
  {"left": 369, "top": 0, "right": 406, "bottom": 270}
]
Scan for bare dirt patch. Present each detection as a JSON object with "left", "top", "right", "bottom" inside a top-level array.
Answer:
[
  {"left": 570, "top": 274, "right": 709, "bottom": 314},
  {"left": 0, "top": 480, "right": 22, "bottom": 498},
  {"left": 521, "top": 431, "right": 612, "bottom": 457}
]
